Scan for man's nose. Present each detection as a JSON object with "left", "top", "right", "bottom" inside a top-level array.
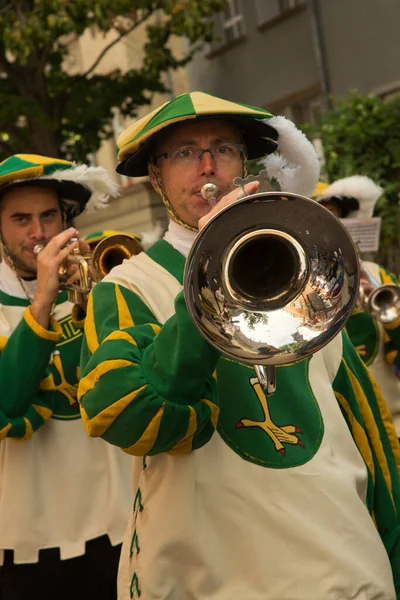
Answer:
[
  {"left": 29, "top": 219, "right": 45, "bottom": 240},
  {"left": 200, "top": 150, "right": 216, "bottom": 176}
]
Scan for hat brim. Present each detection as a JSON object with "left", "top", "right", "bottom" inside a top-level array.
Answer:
[
  {"left": 0, "top": 178, "right": 91, "bottom": 218},
  {"left": 317, "top": 195, "right": 360, "bottom": 218},
  {"left": 116, "top": 116, "right": 279, "bottom": 177}
]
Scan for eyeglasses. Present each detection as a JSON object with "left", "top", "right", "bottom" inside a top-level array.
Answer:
[{"left": 154, "top": 144, "right": 245, "bottom": 166}]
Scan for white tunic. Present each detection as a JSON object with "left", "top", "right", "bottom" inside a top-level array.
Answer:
[{"left": 0, "top": 261, "right": 133, "bottom": 564}]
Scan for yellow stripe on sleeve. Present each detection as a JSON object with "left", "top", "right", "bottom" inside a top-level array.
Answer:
[
  {"left": 201, "top": 398, "right": 220, "bottom": 429},
  {"left": 122, "top": 403, "right": 165, "bottom": 456},
  {"left": 343, "top": 360, "right": 394, "bottom": 504},
  {"left": 32, "top": 404, "right": 53, "bottom": 421},
  {"left": 168, "top": 406, "right": 197, "bottom": 455},
  {"left": 103, "top": 330, "right": 138, "bottom": 346},
  {"left": 335, "top": 391, "right": 375, "bottom": 483},
  {"left": 0, "top": 423, "right": 12, "bottom": 440},
  {"left": 85, "top": 291, "right": 99, "bottom": 354},
  {"left": 80, "top": 385, "right": 147, "bottom": 437},
  {"left": 78, "top": 359, "right": 137, "bottom": 401},
  {"left": 15, "top": 418, "right": 34, "bottom": 441},
  {"left": 0, "top": 336, "right": 8, "bottom": 352},
  {"left": 115, "top": 285, "right": 134, "bottom": 329},
  {"left": 149, "top": 323, "right": 161, "bottom": 335},
  {"left": 386, "top": 350, "right": 398, "bottom": 365},
  {"left": 365, "top": 368, "right": 400, "bottom": 472},
  {"left": 24, "top": 307, "right": 62, "bottom": 341}
]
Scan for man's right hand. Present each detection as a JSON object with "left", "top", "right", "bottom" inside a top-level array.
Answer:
[{"left": 30, "top": 227, "right": 81, "bottom": 329}]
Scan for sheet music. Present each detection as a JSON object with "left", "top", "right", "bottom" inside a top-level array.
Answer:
[{"left": 340, "top": 217, "right": 382, "bottom": 252}]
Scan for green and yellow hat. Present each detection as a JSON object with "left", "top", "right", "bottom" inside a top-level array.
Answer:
[
  {"left": 311, "top": 181, "right": 329, "bottom": 199},
  {"left": 316, "top": 175, "right": 383, "bottom": 219},
  {"left": 116, "top": 91, "right": 279, "bottom": 177},
  {"left": 0, "top": 154, "right": 119, "bottom": 219},
  {"left": 84, "top": 229, "right": 142, "bottom": 247}
]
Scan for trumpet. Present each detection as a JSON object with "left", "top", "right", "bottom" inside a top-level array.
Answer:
[
  {"left": 359, "top": 262, "right": 400, "bottom": 324},
  {"left": 34, "top": 233, "right": 143, "bottom": 304},
  {"left": 184, "top": 183, "right": 359, "bottom": 396}
]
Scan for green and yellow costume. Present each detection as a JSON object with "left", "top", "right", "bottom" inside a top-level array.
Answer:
[
  {"left": 346, "top": 262, "right": 400, "bottom": 433},
  {"left": 78, "top": 94, "right": 400, "bottom": 600},
  {"left": 0, "top": 155, "right": 132, "bottom": 565},
  {"left": 79, "top": 241, "right": 400, "bottom": 600}
]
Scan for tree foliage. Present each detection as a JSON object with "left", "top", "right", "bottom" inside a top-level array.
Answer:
[
  {"left": 313, "top": 92, "right": 400, "bottom": 274},
  {"left": 0, "top": 0, "right": 226, "bottom": 161}
]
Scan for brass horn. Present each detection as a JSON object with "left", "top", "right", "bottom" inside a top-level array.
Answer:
[
  {"left": 184, "top": 187, "right": 360, "bottom": 396},
  {"left": 359, "top": 262, "right": 400, "bottom": 324},
  {"left": 91, "top": 233, "right": 143, "bottom": 280},
  {"left": 35, "top": 233, "right": 143, "bottom": 305}
]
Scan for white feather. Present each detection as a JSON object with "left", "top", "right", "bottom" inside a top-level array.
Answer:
[
  {"left": 260, "top": 116, "right": 320, "bottom": 197},
  {"left": 139, "top": 222, "right": 165, "bottom": 249},
  {"left": 321, "top": 175, "right": 383, "bottom": 218},
  {"left": 45, "top": 164, "right": 120, "bottom": 212}
]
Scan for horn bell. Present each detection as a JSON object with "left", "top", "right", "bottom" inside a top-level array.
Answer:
[
  {"left": 91, "top": 233, "right": 143, "bottom": 279},
  {"left": 184, "top": 191, "right": 360, "bottom": 367}
]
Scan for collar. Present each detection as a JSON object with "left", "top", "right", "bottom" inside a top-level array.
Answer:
[
  {"left": 163, "top": 220, "right": 198, "bottom": 259},
  {"left": 0, "top": 260, "right": 37, "bottom": 299}
]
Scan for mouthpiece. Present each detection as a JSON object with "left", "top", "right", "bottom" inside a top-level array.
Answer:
[
  {"left": 33, "top": 244, "right": 44, "bottom": 255},
  {"left": 201, "top": 183, "right": 219, "bottom": 208}
]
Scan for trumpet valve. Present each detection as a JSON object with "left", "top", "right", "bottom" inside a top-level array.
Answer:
[{"left": 69, "top": 237, "right": 80, "bottom": 254}]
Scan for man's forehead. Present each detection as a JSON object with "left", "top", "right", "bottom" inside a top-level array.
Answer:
[
  {"left": 159, "top": 119, "right": 239, "bottom": 147},
  {"left": 0, "top": 185, "right": 60, "bottom": 214}
]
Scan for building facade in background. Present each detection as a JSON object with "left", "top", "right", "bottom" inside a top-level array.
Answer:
[
  {"left": 76, "top": 0, "right": 400, "bottom": 238},
  {"left": 71, "top": 14, "right": 190, "bottom": 240},
  {"left": 188, "top": 0, "right": 400, "bottom": 123}
]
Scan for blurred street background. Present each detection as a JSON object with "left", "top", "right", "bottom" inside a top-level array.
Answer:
[{"left": 1, "top": 0, "right": 399, "bottom": 271}]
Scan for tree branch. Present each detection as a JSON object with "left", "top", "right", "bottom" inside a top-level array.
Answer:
[{"left": 82, "top": 9, "right": 153, "bottom": 78}]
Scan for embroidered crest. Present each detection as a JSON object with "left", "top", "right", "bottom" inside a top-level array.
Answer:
[
  {"left": 216, "top": 357, "right": 324, "bottom": 468},
  {"left": 40, "top": 314, "right": 83, "bottom": 419}
]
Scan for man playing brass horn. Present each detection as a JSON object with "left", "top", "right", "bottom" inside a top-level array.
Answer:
[
  {"left": 0, "top": 155, "right": 134, "bottom": 600},
  {"left": 316, "top": 176, "right": 400, "bottom": 438},
  {"left": 78, "top": 92, "right": 400, "bottom": 600}
]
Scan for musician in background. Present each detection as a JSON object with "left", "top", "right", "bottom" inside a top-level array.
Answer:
[
  {"left": 317, "top": 175, "right": 400, "bottom": 436},
  {"left": 0, "top": 155, "right": 133, "bottom": 600},
  {"left": 79, "top": 92, "right": 400, "bottom": 600}
]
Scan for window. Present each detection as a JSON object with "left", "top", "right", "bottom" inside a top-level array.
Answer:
[
  {"left": 255, "top": 0, "right": 306, "bottom": 27},
  {"left": 279, "top": 95, "right": 325, "bottom": 126},
  {"left": 207, "top": 0, "right": 245, "bottom": 55},
  {"left": 280, "top": 0, "right": 306, "bottom": 11},
  {"left": 222, "top": 0, "right": 245, "bottom": 43}
]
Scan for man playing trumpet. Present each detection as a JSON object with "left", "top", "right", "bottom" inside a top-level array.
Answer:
[
  {"left": 79, "top": 92, "right": 400, "bottom": 600},
  {"left": 0, "top": 155, "right": 134, "bottom": 600},
  {"left": 316, "top": 175, "right": 400, "bottom": 437}
]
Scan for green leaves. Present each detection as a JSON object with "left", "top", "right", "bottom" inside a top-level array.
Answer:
[
  {"left": 312, "top": 91, "right": 400, "bottom": 274},
  {"left": 0, "top": 0, "right": 226, "bottom": 160}
]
